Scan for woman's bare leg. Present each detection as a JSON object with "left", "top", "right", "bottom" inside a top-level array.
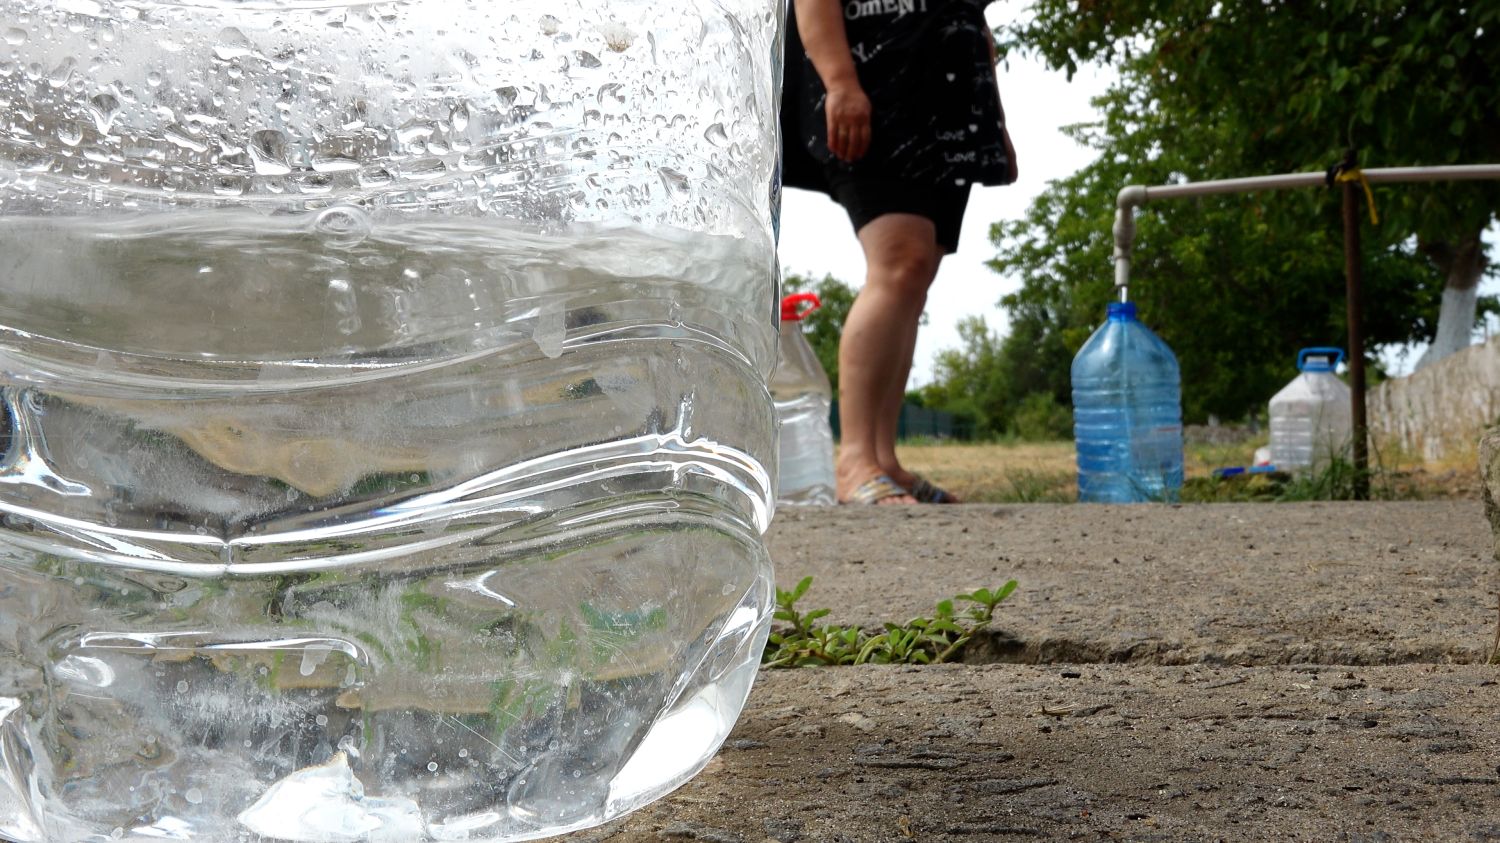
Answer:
[{"left": 835, "top": 213, "right": 942, "bottom": 503}]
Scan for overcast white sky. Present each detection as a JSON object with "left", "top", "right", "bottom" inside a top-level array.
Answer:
[{"left": 777, "top": 12, "right": 1114, "bottom": 388}]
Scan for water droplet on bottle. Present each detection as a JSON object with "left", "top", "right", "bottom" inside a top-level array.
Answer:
[
  {"left": 315, "top": 714, "right": 329, "bottom": 726},
  {"left": 356, "top": 167, "right": 392, "bottom": 187},
  {"left": 184, "top": 788, "right": 203, "bottom": 804},
  {"left": 311, "top": 155, "right": 359, "bottom": 173},
  {"left": 86, "top": 92, "right": 118, "bottom": 133},
  {"left": 450, "top": 104, "right": 469, "bottom": 132},
  {"left": 300, "top": 643, "right": 333, "bottom": 676},
  {"left": 457, "top": 748, "right": 469, "bottom": 758},
  {"left": 3, "top": 28, "right": 27, "bottom": 45},
  {"left": 703, "top": 122, "right": 728, "bottom": 147},
  {"left": 599, "top": 21, "right": 633, "bottom": 52},
  {"left": 326, "top": 278, "right": 362, "bottom": 334},
  {"left": 573, "top": 50, "right": 601, "bottom": 69},
  {"left": 539, "top": 14, "right": 561, "bottom": 35},
  {"left": 175, "top": 680, "right": 188, "bottom": 693},
  {"left": 248, "top": 128, "right": 291, "bottom": 175},
  {"left": 657, "top": 166, "right": 689, "bottom": 196},
  {"left": 61, "top": 0, "right": 102, "bottom": 16},
  {"left": 164, "top": 127, "right": 207, "bottom": 153},
  {"left": 395, "top": 119, "right": 433, "bottom": 145},
  {"left": 213, "top": 26, "right": 252, "bottom": 61},
  {"left": 48, "top": 57, "right": 77, "bottom": 88},
  {"left": 427, "top": 761, "right": 438, "bottom": 772},
  {"left": 212, "top": 176, "right": 245, "bottom": 196},
  {"left": 311, "top": 205, "right": 372, "bottom": 248},
  {"left": 146, "top": 70, "right": 163, "bottom": 87},
  {"left": 56, "top": 122, "right": 83, "bottom": 146}
]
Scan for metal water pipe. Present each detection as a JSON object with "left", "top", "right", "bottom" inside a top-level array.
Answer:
[
  {"left": 1113, "top": 164, "right": 1500, "bottom": 295},
  {"left": 1110, "top": 163, "right": 1500, "bottom": 497}
]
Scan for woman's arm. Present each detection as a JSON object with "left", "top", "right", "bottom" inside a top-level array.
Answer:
[{"left": 792, "top": 0, "right": 870, "bottom": 162}]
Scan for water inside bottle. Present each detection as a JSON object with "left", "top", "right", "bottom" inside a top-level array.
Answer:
[
  {"left": 0, "top": 214, "right": 776, "bottom": 842},
  {"left": 773, "top": 393, "right": 835, "bottom": 506}
]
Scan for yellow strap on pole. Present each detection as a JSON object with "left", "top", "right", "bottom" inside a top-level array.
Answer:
[{"left": 1334, "top": 168, "right": 1380, "bottom": 226}]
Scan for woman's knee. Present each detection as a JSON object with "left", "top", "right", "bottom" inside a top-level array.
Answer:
[
  {"left": 859, "top": 216, "right": 941, "bottom": 295},
  {"left": 868, "top": 250, "right": 938, "bottom": 298}
]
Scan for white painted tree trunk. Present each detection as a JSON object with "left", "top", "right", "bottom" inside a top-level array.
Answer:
[
  {"left": 1415, "top": 284, "right": 1480, "bottom": 371},
  {"left": 1414, "top": 232, "right": 1487, "bottom": 373}
]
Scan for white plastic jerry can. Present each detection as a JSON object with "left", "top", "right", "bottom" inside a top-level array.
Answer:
[{"left": 1268, "top": 347, "right": 1353, "bottom": 472}]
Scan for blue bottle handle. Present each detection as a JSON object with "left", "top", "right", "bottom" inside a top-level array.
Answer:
[{"left": 1297, "top": 347, "right": 1344, "bottom": 372}]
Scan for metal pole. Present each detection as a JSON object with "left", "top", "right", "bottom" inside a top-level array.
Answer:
[
  {"left": 1341, "top": 179, "right": 1370, "bottom": 500},
  {"left": 1112, "top": 164, "right": 1500, "bottom": 295}
]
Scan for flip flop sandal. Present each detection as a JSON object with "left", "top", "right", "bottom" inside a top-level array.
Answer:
[
  {"left": 911, "top": 475, "right": 959, "bottom": 504},
  {"left": 843, "top": 474, "right": 911, "bottom": 505}
]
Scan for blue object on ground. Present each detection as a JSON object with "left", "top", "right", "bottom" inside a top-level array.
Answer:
[{"left": 1213, "top": 465, "right": 1281, "bottom": 479}]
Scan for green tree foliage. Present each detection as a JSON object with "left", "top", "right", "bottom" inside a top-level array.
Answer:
[
  {"left": 917, "top": 315, "right": 1007, "bottom": 436},
  {"left": 1010, "top": 392, "right": 1073, "bottom": 441},
  {"left": 916, "top": 315, "right": 1073, "bottom": 439},
  {"left": 989, "top": 106, "right": 1435, "bottom": 423},
  {"left": 981, "top": 0, "right": 1498, "bottom": 421},
  {"left": 783, "top": 272, "right": 856, "bottom": 397}
]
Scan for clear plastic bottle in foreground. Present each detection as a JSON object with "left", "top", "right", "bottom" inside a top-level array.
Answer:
[
  {"left": 0, "top": 1, "right": 782, "bottom": 841},
  {"left": 1071, "top": 301, "right": 1184, "bottom": 503},
  {"left": 770, "top": 293, "right": 836, "bottom": 506},
  {"left": 1269, "top": 348, "right": 1353, "bottom": 472}
]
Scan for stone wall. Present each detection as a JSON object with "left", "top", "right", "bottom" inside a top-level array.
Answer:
[{"left": 1369, "top": 338, "right": 1500, "bottom": 464}]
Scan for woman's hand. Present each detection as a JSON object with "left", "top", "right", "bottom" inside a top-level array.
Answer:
[
  {"left": 825, "top": 80, "right": 872, "bottom": 162},
  {"left": 793, "top": 0, "right": 869, "bottom": 162}
]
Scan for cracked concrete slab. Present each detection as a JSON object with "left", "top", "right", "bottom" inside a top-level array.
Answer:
[
  {"left": 558, "top": 501, "right": 1498, "bottom": 842},
  {"left": 766, "top": 503, "right": 1496, "bottom": 666},
  {"left": 572, "top": 664, "right": 1500, "bottom": 842}
]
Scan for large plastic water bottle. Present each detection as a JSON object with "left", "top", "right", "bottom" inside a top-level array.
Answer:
[
  {"left": 0, "top": 2, "right": 781, "bottom": 841},
  {"left": 771, "top": 293, "right": 836, "bottom": 505},
  {"left": 1071, "top": 301, "right": 1184, "bottom": 502},
  {"left": 1269, "top": 348, "right": 1353, "bottom": 471}
]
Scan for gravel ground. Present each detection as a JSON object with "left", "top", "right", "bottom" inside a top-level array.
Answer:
[
  {"left": 766, "top": 502, "right": 1496, "bottom": 666},
  {"left": 559, "top": 502, "right": 1500, "bottom": 842}
]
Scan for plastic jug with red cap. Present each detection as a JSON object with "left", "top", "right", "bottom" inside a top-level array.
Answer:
[{"left": 771, "top": 293, "right": 836, "bottom": 505}]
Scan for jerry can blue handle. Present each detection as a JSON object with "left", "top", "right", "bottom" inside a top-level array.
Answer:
[{"left": 1297, "top": 347, "right": 1344, "bottom": 372}]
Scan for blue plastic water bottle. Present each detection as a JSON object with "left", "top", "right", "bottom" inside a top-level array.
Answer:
[{"left": 1071, "top": 301, "right": 1184, "bottom": 502}]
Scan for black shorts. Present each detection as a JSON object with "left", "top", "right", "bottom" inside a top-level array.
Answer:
[{"left": 827, "top": 174, "right": 973, "bottom": 255}]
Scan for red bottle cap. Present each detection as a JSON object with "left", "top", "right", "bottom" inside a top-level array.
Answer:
[{"left": 781, "top": 292, "right": 820, "bottom": 322}]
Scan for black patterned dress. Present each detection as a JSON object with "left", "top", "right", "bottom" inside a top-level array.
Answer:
[{"left": 781, "top": 0, "right": 1013, "bottom": 194}]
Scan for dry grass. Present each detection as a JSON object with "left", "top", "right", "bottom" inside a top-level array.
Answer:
[
  {"left": 896, "top": 441, "right": 1075, "bottom": 503},
  {"left": 885, "top": 438, "right": 1481, "bottom": 503}
]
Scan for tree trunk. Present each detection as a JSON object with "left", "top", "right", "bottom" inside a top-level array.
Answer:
[{"left": 1415, "top": 230, "right": 1488, "bottom": 373}]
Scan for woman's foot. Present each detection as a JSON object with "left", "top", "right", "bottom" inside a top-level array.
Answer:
[
  {"left": 837, "top": 459, "right": 916, "bottom": 505},
  {"left": 876, "top": 464, "right": 960, "bottom": 504},
  {"left": 909, "top": 475, "right": 960, "bottom": 504}
]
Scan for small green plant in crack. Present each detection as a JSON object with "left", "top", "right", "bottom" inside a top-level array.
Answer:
[{"left": 762, "top": 577, "right": 1017, "bottom": 668}]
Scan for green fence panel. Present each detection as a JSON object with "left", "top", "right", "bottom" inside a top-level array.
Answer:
[{"left": 828, "top": 401, "right": 967, "bottom": 441}]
